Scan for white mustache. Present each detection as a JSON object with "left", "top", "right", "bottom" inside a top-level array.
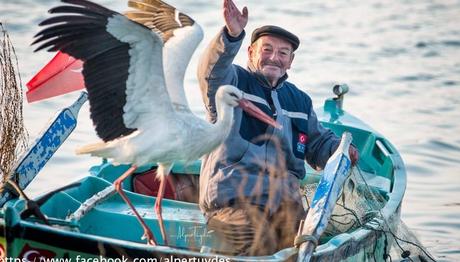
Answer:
[{"left": 263, "top": 62, "right": 281, "bottom": 67}]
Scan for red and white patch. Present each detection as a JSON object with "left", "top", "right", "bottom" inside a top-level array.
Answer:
[
  {"left": 18, "top": 243, "right": 56, "bottom": 261},
  {"left": 299, "top": 133, "right": 308, "bottom": 144},
  {"left": 296, "top": 133, "right": 308, "bottom": 154}
]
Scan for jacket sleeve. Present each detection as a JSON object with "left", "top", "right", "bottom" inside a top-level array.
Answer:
[
  {"left": 197, "top": 27, "right": 245, "bottom": 123},
  {"left": 304, "top": 104, "right": 340, "bottom": 170}
]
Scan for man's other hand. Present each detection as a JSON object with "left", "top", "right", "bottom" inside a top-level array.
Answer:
[{"left": 349, "top": 145, "right": 359, "bottom": 166}]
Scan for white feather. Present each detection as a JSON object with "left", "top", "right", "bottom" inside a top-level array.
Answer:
[
  {"left": 106, "top": 14, "right": 174, "bottom": 129},
  {"left": 163, "top": 23, "right": 203, "bottom": 109}
]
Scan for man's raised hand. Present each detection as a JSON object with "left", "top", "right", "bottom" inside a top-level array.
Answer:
[{"left": 223, "top": 0, "right": 248, "bottom": 37}]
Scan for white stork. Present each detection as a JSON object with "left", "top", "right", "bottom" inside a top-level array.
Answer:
[{"left": 33, "top": 0, "right": 279, "bottom": 246}]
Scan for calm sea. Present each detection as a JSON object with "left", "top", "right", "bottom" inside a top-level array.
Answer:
[{"left": 1, "top": 0, "right": 459, "bottom": 261}]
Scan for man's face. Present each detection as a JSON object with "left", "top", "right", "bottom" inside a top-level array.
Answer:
[{"left": 248, "top": 35, "right": 295, "bottom": 86}]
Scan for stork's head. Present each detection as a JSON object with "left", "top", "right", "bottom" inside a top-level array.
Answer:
[
  {"left": 217, "top": 85, "right": 243, "bottom": 107},
  {"left": 217, "top": 85, "right": 281, "bottom": 129}
]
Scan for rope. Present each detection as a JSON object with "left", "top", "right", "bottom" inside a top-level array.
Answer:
[
  {"left": 67, "top": 185, "right": 116, "bottom": 221},
  {"left": 294, "top": 234, "right": 318, "bottom": 248}
]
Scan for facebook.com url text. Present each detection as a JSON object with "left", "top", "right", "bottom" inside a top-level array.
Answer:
[{"left": 1, "top": 255, "right": 231, "bottom": 262}]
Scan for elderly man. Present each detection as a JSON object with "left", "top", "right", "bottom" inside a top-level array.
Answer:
[{"left": 197, "top": 0, "right": 358, "bottom": 256}]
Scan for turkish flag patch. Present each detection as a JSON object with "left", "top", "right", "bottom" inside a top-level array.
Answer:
[{"left": 296, "top": 133, "right": 308, "bottom": 154}]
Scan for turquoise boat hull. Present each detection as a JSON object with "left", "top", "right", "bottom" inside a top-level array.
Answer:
[{"left": 0, "top": 90, "right": 406, "bottom": 261}]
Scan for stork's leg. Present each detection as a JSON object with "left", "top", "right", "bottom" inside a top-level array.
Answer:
[
  {"left": 155, "top": 163, "right": 173, "bottom": 245},
  {"left": 114, "top": 165, "right": 157, "bottom": 246}
]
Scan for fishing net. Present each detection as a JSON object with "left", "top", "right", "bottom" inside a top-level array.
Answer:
[
  {"left": 388, "top": 220, "right": 436, "bottom": 262},
  {"left": 301, "top": 168, "right": 386, "bottom": 237},
  {"left": 301, "top": 167, "right": 437, "bottom": 261},
  {"left": 0, "top": 22, "right": 29, "bottom": 191}
]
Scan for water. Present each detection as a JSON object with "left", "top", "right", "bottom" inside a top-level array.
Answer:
[{"left": 1, "top": 0, "right": 459, "bottom": 260}]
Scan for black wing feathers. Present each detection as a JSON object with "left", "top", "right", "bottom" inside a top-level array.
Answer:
[
  {"left": 61, "top": 0, "right": 116, "bottom": 17},
  {"left": 38, "top": 15, "right": 102, "bottom": 27},
  {"left": 33, "top": 0, "right": 138, "bottom": 141}
]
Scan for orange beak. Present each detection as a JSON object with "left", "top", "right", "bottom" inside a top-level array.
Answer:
[{"left": 238, "top": 98, "right": 282, "bottom": 129}]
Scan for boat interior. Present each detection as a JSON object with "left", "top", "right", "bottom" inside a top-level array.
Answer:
[{"left": 18, "top": 122, "right": 401, "bottom": 253}]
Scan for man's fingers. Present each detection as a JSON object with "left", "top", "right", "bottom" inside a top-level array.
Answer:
[
  {"left": 224, "top": 0, "right": 238, "bottom": 16},
  {"left": 222, "top": 0, "right": 247, "bottom": 37},
  {"left": 229, "top": 0, "right": 238, "bottom": 11},
  {"left": 242, "top": 6, "right": 248, "bottom": 18}
]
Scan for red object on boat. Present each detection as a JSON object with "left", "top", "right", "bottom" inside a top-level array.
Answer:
[{"left": 26, "top": 51, "right": 85, "bottom": 103}]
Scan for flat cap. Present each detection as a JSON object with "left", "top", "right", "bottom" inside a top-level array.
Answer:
[{"left": 251, "top": 25, "right": 300, "bottom": 51}]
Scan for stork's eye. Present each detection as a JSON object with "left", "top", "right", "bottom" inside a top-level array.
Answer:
[{"left": 229, "top": 92, "right": 239, "bottom": 99}]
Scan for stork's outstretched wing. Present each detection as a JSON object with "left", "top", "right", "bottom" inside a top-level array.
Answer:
[
  {"left": 33, "top": 0, "right": 174, "bottom": 142},
  {"left": 126, "top": 0, "right": 203, "bottom": 111}
]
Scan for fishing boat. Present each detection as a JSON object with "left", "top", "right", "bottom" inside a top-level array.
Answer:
[{"left": 0, "top": 85, "right": 406, "bottom": 261}]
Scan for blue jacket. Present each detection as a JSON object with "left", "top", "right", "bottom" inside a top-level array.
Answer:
[{"left": 197, "top": 28, "right": 339, "bottom": 218}]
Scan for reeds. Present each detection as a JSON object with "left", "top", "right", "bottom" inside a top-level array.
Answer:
[{"left": 0, "top": 22, "right": 28, "bottom": 191}]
